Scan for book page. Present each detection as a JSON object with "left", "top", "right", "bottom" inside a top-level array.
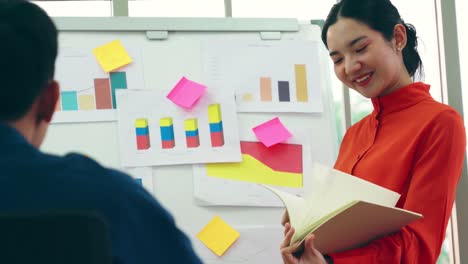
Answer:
[
  {"left": 261, "top": 185, "right": 307, "bottom": 233},
  {"left": 300, "top": 164, "right": 401, "bottom": 230}
]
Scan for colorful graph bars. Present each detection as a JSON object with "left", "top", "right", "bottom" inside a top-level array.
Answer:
[
  {"left": 135, "top": 118, "right": 150, "bottom": 150},
  {"left": 208, "top": 104, "right": 224, "bottom": 147},
  {"left": 134, "top": 104, "right": 224, "bottom": 151},
  {"left": 295, "top": 64, "right": 308, "bottom": 102},
  {"left": 160, "top": 117, "right": 175, "bottom": 149},
  {"left": 56, "top": 71, "right": 127, "bottom": 111},
  {"left": 185, "top": 119, "right": 200, "bottom": 148},
  {"left": 258, "top": 64, "right": 308, "bottom": 103}
]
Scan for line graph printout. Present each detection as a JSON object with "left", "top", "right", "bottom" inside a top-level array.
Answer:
[
  {"left": 116, "top": 89, "right": 241, "bottom": 167},
  {"left": 52, "top": 47, "right": 144, "bottom": 123},
  {"left": 202, "top": 40, "right": 323, "bottom": 113}
]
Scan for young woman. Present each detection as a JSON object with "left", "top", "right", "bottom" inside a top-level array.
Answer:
[{"left": 280, "top": 0, "right": 466, "bottom": 263}]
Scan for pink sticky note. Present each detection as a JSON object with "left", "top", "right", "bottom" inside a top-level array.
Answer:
[
  {"left": 167, "top": 77, "right": 207, "bottom": 109},
  {"left": 252, "top": 117, "right": 292, "bottom": 147}
]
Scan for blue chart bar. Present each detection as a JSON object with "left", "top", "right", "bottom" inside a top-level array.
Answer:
[
  {"left": 61, "top": 91, "right": 78, "bottom": 111},
  {"left": 278, "top": 81, "right": 290, "bottom": 102}
]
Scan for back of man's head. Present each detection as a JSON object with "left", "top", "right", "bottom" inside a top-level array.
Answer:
[{"left": 0, "top": 0, "right": 58, "bottom": 122}]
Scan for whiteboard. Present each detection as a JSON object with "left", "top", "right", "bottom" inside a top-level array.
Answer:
[{"left": 41, "top": 18, "right": 339, "bottom": 264}]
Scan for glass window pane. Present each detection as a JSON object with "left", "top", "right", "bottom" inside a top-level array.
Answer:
[
  {"left": 456, "top": 0, "right": 468, "bottom": 262},
  {"left": 349, "top": 90, "right": 372, "bottom": 125},
  {"left": 129, "top": 0, "right": 224, "bottom": 17},
  {"left": 32, "top": 1, "right": 112, "bottom": 17},
  {"left": 456, "top": 0, "right": 468, "bottom": 125},
  {"left": 232, "top": 0, "right": 336, "bottom": 20},
  {"left": 392, "top": 0, "right": 442, "bottom": 101}
]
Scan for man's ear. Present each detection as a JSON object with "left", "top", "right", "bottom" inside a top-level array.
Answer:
[{"left": 36, "top": 80, "right": 59, "bottom": 123}]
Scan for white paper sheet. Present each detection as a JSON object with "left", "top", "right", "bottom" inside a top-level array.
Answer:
[
  {"left": 52, "top": 46, "right": 144, "bottom": 123},
  {"left": 193, "top": 132, "right": 311, "bottom": 207},
  {"left": 188, "top": 225, "right": 284, "bottom": 264},
  {"left": 202, "top": 40, "right": 323, "bottom": 113},
  {"left": 116, "top": 89, "right": 242, "bottom": 167}
]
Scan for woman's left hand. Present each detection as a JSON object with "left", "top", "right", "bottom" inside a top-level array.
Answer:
[{"left": 281, "top": 223, "right": 327, "bottom": 264}]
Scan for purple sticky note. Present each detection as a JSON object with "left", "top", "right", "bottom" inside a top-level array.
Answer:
[
  {"left": 167, "top": 77, "right": 207, "bottom": 109},
  {"left": 252, "top": 117, "right": 292, "bottom": 147}
]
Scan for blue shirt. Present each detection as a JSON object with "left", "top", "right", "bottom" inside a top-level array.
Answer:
[{"left": 0, "top": 122, "right": 203, "bottom": 264}]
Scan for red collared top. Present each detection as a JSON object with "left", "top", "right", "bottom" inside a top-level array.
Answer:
[{"left": 329, "top": 82, "right": 466, "bottom": 263}]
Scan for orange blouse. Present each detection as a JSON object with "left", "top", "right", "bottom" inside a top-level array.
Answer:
[{"left": 329, "top": 82, "right": 466, "bottom": 263}]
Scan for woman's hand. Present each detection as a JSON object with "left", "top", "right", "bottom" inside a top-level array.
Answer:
[{"left": 281, "top": 223, "right": 327, "bottom": 264}]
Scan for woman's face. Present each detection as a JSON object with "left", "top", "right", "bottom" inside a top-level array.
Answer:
[{"left": 326, "top": 18, "right": 411, "bottom": 98}]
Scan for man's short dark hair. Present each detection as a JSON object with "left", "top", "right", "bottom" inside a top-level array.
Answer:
[{"left": 0, "top": 0, "right": 58, "bottom": 121}]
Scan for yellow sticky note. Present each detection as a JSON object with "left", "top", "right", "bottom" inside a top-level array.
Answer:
[
  {"left": 197, "top": 216, "right": 240, "bottom": 256},
  {"left": 93, "top": 40, "right": 132, "bottom": 72}
]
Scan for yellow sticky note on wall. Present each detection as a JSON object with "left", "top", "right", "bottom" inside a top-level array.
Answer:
[
  {"left": 197, "top": 216, "right": 240, "bottom": 256},
  {"left": 93, "top": 39, "right": 132, "bottom": 72}
]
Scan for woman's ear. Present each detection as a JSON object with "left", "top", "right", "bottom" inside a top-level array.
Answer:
[{"left": 393, "top": 24, "right": 407, "bottom": 52}]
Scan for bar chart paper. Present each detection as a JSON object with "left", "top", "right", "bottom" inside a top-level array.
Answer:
[
  {"left": 52, "top": 46, "right": 144, "bottom": 123},
  {"left": 116, "top": 89, "right": 241, "bottom": 167},
  {"left": 202, "top": 40, "right": 323, "bottom": 113}
]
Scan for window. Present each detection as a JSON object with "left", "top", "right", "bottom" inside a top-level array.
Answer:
[
  {"left": 128, "top": 0, "right": 224, "bottom": 17},
  {"left": 32, "top": 1, "right": 112, "bottom": 17}
]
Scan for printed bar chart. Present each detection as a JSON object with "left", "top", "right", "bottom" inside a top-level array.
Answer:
[
  {"left": 242, "top": 93, "right": 254, "bottom": 102},
  {"left": 78, "top": 94, "right": 95, "bottom": 110},
  {"left": 260, "top": 77, "right": 272, "bottom": 101},
  {"left": 295, "top": 64, "right": 308, "bottom": 102},
  {"left": 160, "top": 117, "right": 175, "bottom": 149},
  {"left": 56, "top": 72, "right": 128, "bottom": 112},
  {"left": 278, "top": 81, "right": 290, "bottom": 102},
  {"left": 94, "top": 78, "right": 113, "bottom": 109},
  {"left": 185, "top": 118, "right": 200, "bottom": 148},
  {"left": 255, "top": 64, "right": 308, "bottom": 103},
  {"left": 208, "top": 104, "right": 224, "bottom": 147},
  {"left": 135, "top": 118, "right": 150, "bottom": 150},
  {"left": 61, "top": 91, "right": 78, "bottom": 111},
  {"left": 110, "top": 72, "right": 128, "bottom": 109}
]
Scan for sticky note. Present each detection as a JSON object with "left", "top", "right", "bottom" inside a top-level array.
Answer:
[
  {"left": 252, "top": 117, "right": 292, "bottom": 147},
  {"left": 93, "top": 40, "right": 132, "bottom": 72},
  {"left": 197, "top": 216, "right": 240, "bottom": 256},
  {"left": 167, "top": 77, "right": 207, "bottom": 109}
]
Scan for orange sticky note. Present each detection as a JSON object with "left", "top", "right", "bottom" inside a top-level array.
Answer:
[
  {"left": 93, "top": 40, "right": 132, "bottom": 72},
  {"left": 197, "top": 216, "right": 240, "bottom": 256}
]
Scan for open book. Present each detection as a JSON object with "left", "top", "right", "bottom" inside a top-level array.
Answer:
[{"left": 263, "top": 163, "right": 422, "bottom": 254}]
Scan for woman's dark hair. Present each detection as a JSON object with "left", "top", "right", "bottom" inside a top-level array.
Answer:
[{"left": 321, "top": 0, "right": 423, "bottom": 79}]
